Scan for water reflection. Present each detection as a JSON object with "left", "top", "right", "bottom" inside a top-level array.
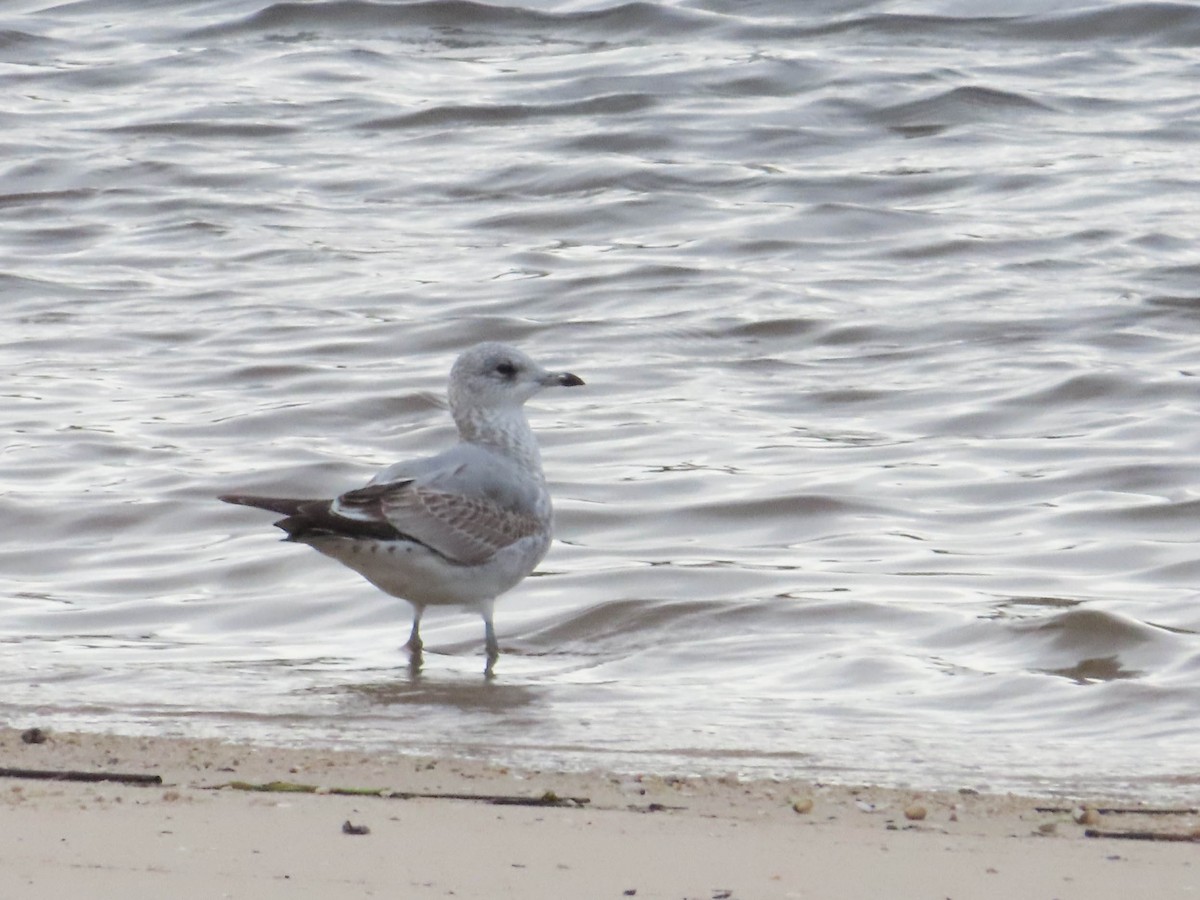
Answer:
[
  {"left": 343, "top": 673, "right": 543, "bottom": 715},
  {"left": 1039, "top": 655, "right": 1142, "bottom": 685}
]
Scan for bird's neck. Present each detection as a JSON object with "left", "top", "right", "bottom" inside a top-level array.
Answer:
[{"left": 454, "top": 406, "right": 544, "bottom": 475}]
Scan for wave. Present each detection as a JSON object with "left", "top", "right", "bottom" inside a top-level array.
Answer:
[{"left": 188, "top": 0, "right": 715, "bottom": 40}]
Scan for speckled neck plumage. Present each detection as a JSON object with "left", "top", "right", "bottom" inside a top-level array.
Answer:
[{"left": 453, "top": 405, "right": 545, "bottom": 478}]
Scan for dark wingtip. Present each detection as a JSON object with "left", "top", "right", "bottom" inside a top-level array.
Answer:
[
  {"left": 219, "top": 493, "right": 268, "bottom": 507},
  {"left": 218, "top": 494, "right": 315, "bottom": 516}
]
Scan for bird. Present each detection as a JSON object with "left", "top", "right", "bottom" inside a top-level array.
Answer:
[{"left": 219, "top": 342, "right": 584, "bottom": 674}]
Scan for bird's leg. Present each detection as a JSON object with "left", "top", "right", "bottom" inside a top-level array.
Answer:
[
  {"left": 405, "top": 605, "right": 424, "bottom": 654},
  {"left": 482, "top": 601, "right": 499, "bottom": 678},
  {"left": 405, "top": 606, "right": 425, "bottom": 676}
]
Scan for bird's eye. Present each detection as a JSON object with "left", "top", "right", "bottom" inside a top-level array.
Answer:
[{"left": 495, "top": 361, "right": 517, "bottom": 378}]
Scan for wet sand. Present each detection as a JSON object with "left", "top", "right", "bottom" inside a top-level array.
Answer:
[{"left": 1, "top": 727, "right": 1196, "bottom": 899}]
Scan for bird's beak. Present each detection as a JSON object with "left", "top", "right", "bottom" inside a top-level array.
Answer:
[{"left": 543, "top": 371, "right": 585, "bottom": 388}]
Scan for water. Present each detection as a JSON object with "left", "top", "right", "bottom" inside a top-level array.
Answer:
[{"left": 2, "top": 0, "right": 1199, "bottom": 799}]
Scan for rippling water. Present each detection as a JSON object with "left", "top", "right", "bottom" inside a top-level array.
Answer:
[{"left": 2, "top": 0, "right": 1199, "bottom": 798}]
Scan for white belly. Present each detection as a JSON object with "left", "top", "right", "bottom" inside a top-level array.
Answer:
[{"left": 303, "top": 532, "right": 551, "bottom": 607}]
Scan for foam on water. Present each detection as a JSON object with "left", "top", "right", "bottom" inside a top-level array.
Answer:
[{"left": 1, "top": 0, "right": 1198, "bottom": 798}]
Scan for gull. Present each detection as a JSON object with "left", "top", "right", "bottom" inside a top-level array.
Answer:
[{"left": 219, "top": 342, "right": 584, "bottom": 674}]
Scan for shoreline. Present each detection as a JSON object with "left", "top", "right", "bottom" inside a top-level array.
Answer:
[{"left": 1, "top": 727, "right": 1197, "bottom": 899}]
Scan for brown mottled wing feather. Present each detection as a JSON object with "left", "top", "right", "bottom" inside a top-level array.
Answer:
[{"left": 336, "top": 481, "right": 541, "bottom": 566}]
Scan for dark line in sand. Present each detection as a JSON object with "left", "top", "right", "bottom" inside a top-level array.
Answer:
[{"left": 0, "top": 766, "right": 163, "bottom": 786}]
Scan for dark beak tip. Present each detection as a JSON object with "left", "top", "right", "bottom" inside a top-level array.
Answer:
[{"left": 560, "top": 373, "right": 585, "bottom": 387}]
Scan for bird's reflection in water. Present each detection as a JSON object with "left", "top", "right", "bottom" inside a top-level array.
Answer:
[{"left": 343, "top": 663, "right": 542, "bottom": 714}]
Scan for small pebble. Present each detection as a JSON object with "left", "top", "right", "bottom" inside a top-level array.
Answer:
[
  {"left": 20, "top": 727, "right": 48, "bottom": 745},
  {"left": 342, "top": 820, "right": 370, "bottom": 836},
  {"left": 791, "top": 797, "right": 814, "bottom": 814},
  {"left": 1072, "top": 806, "right": 1101, "bottom": 826},
  {"left": 903, "top": 804, "right": 927, "bottom": 821}
]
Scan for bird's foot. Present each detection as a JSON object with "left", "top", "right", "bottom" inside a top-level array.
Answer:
[
  {"left": 404, "top": 634, "right": 424, "bottom": 676},
  {"left": 484, "top": 645, "right": 499, "bottom": 679}
]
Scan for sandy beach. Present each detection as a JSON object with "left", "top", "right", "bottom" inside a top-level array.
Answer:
[{"left": 0, "top": 727, "right": 1195, "bottom": 899}]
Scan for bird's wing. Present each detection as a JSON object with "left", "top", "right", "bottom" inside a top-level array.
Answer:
[
  {"left": 223, "top": 444, "right": 547, "bottom": 565},
  {"left": 333, "top": 477, "right": 543, "bottom": 566}
]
